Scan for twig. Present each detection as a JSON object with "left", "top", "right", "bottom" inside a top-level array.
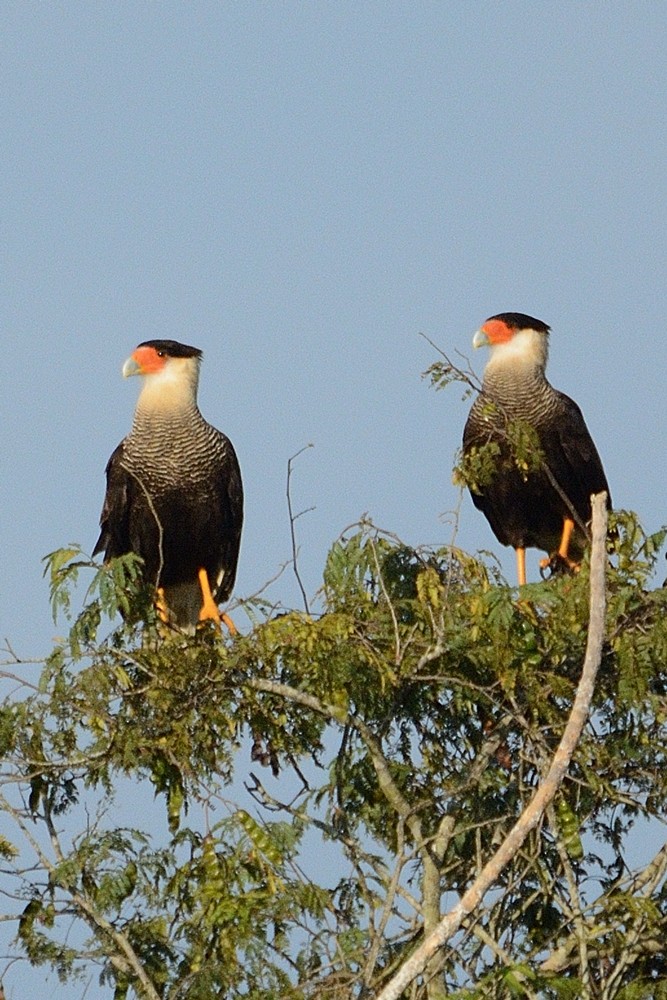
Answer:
[
  {"left": 547, "top": 803, "right": 591, "bottom": 998},
  {"left": 368, "top": 535, "right": 402, "bottom": 666},
  {"left": 419, "top": 333, "right": 481, "bottom": 391},
  {"left": 286, "top": 444, "right": 314, "bottom": 614},
  {"left": 362, "top": 816, "right": 407, "bottom": 990},
  {"left": 376, "top": 492, "right": 608, "bottom": 1000}
]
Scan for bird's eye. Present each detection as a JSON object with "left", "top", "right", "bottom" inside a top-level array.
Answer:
[{"left": 157, "top": 351, "right": 165, "bottom": 357}]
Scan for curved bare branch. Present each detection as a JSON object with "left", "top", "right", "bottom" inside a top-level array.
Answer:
[{"left": 376, "top": 492, "right": 609, "bottom": 1000}]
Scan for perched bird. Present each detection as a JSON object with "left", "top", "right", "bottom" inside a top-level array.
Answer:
[
  {"left": 462, "top": 313, "right": 610, "bottom": 585},
  {"left": 94, "top": 340, "right": 243, "bottom": 632}
]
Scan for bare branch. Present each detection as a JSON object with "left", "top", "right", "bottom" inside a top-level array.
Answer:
[{"left": 286, "top": 444, "right": 314, "bottom": 615}]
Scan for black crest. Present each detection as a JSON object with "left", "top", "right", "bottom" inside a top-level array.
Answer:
[
  {"left": 486, "top": 313, "right": 551, "bottom": 335},
  {"left": 137, "top": 340, "right": 203, "bottom": 359}
]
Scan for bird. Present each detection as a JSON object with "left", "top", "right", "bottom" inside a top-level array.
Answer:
[
  {"left": 94, "top": 339, "right": 243, "bottom": 632},
  {"left": 462, "top": 313, "right": 610, "bottom": 586}
]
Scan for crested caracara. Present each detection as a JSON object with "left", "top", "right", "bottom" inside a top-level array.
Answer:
[
  {"left": 94, "top": 340, "right": 243, "bottom": 631},
  {"left": 462, "top": 313, "right": 610, "bottom": 585}
]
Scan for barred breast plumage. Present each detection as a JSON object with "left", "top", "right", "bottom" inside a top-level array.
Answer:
[
  {"left": 94, "top": 340, "right": 243, "bottom": 631},
  {"left": 462, "top": 313, "right": 610, "bottom": 585}
]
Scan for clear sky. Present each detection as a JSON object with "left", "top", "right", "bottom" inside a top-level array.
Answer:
[{"left": 2, "top": 3, "right": 666, "bottom": 994}]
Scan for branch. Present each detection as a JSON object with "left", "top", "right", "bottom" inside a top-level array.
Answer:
[
  {"left": 0, "top": 789, "right": 161, "bottom": 1000},
  {"left": 362, "top": 816, "right": 407, "bottom": 991},
  {"left": 376, "top": 492, "right": 608, "bottom": 1000},
  {"left": 247, "top": 676, "right": 430, "bottom": 851},
  {"left": 43, "top": 799, "right": 161, "bottom": 1000},
  {"left": 547, "top": 803, "right": 591, "bottom": 998},
  {"left": 540, "top": 840, "right": 667, "bottom": 976},
  {"left": 420, "top": 334, "right": 482, "bottom": 395},
  {"left": 286, "top": 444, "right": 314, "bottom": 615}
]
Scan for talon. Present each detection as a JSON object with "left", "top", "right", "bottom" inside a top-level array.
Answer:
[
  {"left": 538, "top": 518, "right": 581, "bottom": 579},
  {"left": 540, "top": 551, "right": 580, "bottom": 578},
  {"left": 197, "top": 568, "right": 238, "bottom": 634},
  {"left": 220, "top": 612, "right": 238, "bottom": 635}
]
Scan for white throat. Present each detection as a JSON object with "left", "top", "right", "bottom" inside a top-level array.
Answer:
[
  {"left": 135, "top": 357, "right": 201, "bottom": 415},
  {"left": 484, "top": 328, "right": 548, "bottom": 378}
]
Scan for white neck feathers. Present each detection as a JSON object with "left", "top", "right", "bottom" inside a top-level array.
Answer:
[
  {"left": 134, "top": 357, "right": 201, "bottom": 416},
  {"left": 484, "top": 328, "right": 549, "bottom": 380}
]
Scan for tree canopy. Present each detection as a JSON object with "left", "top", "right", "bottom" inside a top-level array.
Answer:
[{"left": 1, "top": 493, "right": 666, "bottom": 999}]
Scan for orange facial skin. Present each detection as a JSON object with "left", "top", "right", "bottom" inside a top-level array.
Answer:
[
  {"left": 128, "top": 345, "right": 168, "bottom": 375},
  {"left": 480, "top": 318, "right": 515, "bottom": 344}
]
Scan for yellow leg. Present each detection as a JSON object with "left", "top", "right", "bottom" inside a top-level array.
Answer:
[
  {"left": 197, "top": 568, "right": 238, "bottom": 634},
  {"left": 197, "top": 568, "right": 222, "bottom": 624},
  {"left": 558, "top": 517, "right": 575, "bottom": 561},
  {"left": 516, "top": 547, "right": 527, "bottom": 587},
  {"left": 539, "top": 517, "right": 580, "bottom": 575},
  {"left": 156, "top": 587, "right": 170, "bottom": 625}
]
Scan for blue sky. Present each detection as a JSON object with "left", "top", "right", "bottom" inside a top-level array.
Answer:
[{"left": 2, "top": 4, "right": 666, "bottom": 994}]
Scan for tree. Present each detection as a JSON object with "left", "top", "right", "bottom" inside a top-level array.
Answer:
[{"left": 1, "top": 496, "right": 667, "bottom": 999}]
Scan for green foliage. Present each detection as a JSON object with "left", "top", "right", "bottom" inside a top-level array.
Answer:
[
  {"left": 1, "top": 514, "right": 667, "bottom": 998},
  {"left": 454, "top": 411, "right": 546, "bottom": 494},
  {"left": 423, "top": 358, "right": 477, "bottom": 400}
]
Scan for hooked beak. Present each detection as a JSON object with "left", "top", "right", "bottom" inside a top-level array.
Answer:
[
  {"left": 122, "top": 354, "right": 142, "bottom": 378},
  {"left": 472, "top": 329, "right": 490, "bottom": 349}
]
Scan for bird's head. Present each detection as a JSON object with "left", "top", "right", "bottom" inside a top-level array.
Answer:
[
  {"left": 123, "top": 340, "right": 203, "bottom": 409},
  {"left": 473, "top": 313, "right": 550, "bottom": 372}
]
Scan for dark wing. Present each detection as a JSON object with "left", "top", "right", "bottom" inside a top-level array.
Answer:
[
  {"left": 92, "top": 440, "right": 134, "bottom": 560},
  {"left": 462, "top": 393, "right": 501, "bottom": 510},
  {"left": 551, "top": 391, "right": 611, "bottom": 513},
  {"left": 210, "top": 433, "right": 244, "bottom": 604},
  {"left": 462, "top": 395, "right": 522, "bottom": 546}
]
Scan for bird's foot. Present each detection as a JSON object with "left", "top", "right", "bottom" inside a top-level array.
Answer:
[
  {"left": 196, "top": 603, "right": 238, "bottom": 635},
  {"left": 539, "top": 553, "right": 580, "bottom": 579},
  {"left": 198, "top": 596, "right": 222, "bottom": 625},
  {"left": 220, "top": 612, "right": 238, "bottom": 636},
  {"left": 196, "top": 570, "right": 238, "bottom": 635}
]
